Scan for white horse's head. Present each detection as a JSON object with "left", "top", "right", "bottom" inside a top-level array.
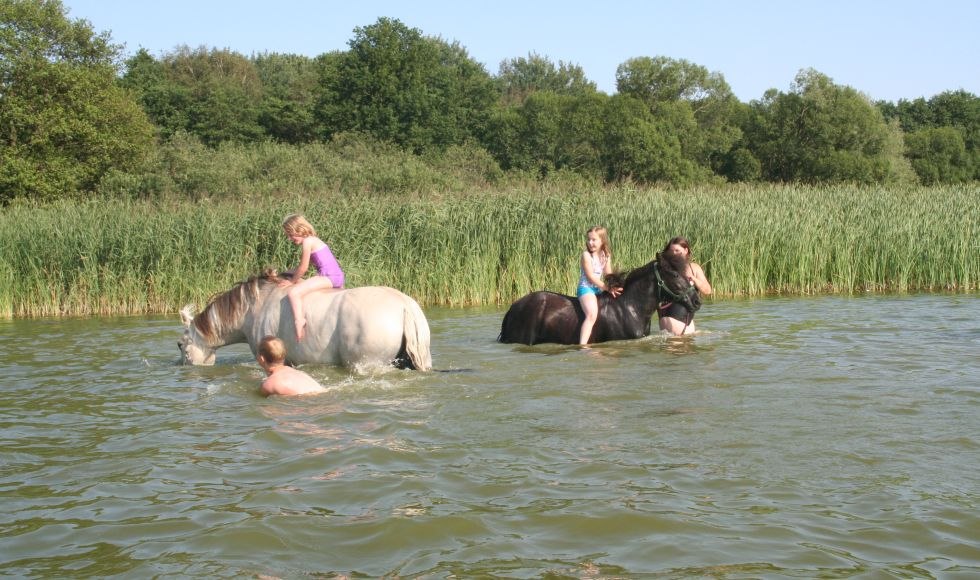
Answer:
[{"left": 178, "top": 305, "right": 216, "bottom": 365}]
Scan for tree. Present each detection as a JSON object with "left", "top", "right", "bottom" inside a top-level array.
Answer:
[
  {"left": 315, "top": 17, "right": 496, "bottom": 152},
  {"left": 483, "top": 90, "right": 606, "bottom": 178},
  {"left": 615, "top": 56, "right": 741, "bottom": 177},
  {"left": 599, "top": 95, "right": 703, "bottom": 184},
  {"left": 163, "top": 46, "right": 264, "bottom": 145},
  {"left": 0, "top": 0, "right": 154, "bottom": 202},
  {"left": 742, "top": 69, "right": 912, "bottom": 183},
  {"left": 905, "top": 127, "right": 971, "bottom": 184},
  {"left": 483, "top": 105, "right": 529, "bottom": 171},
  {"left": 925, "top": 90, "right": 979, "bottom": 179},
  {"left": 253, "top": 52, "right": 318, "bottom": 143},
  {"left": 717, "top": 100, "right": 762, "bottom": 181},
  {"left": 878, "top": 90, "right": 979, "bottom": 181},
  {"left": 119, "top": 48, "right": 189, "bottom": 140},
  {"left": 495, "top": 52, "right": 597, "bottom": 105},
  {"left": 123, "top": 45, "right": 264, "bottom": 145},
  {"left": 877, "top": 96, "right": 933, "bottom": 133}
]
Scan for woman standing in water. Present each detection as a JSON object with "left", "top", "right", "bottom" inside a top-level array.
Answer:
[{"left": 656, "top": 236, "right": 711, "bottom": 335}]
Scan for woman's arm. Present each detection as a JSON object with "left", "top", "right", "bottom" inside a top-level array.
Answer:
[{"left": 689, "top": 262, "right": 712, "bottom": 296}]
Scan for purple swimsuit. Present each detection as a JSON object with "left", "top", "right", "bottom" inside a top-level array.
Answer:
[{"left": 310, "top": 245, "right": 345, "bottom": 288}]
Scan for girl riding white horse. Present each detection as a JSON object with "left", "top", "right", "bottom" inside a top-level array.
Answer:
[{"left": 178, "top": 270, "right": 431, "bottom": 371}]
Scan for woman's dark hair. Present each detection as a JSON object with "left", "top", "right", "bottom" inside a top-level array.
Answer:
[
  {"left": 657, "top": 236, "right": 691, "bottom": 276},
  {"left": 660, "top": 236, "right": 691, "bottom": 257}
]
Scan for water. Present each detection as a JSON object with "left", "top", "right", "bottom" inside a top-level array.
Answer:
[{"left": 1, "top": 295, "right": 978, "bottom": 578}]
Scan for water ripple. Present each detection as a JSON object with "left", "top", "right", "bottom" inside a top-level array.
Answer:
[{"left": 1, "top": 297, "right": 978, "bottom": 576}]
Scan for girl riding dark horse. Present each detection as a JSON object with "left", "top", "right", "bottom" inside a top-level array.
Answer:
[{"left": 498, "top": 257, "right": 701, "bottom": 345}]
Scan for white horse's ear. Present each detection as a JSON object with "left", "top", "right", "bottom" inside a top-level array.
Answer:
[{"left": 180, "top": 305, "right": 195, "bottom": 327}]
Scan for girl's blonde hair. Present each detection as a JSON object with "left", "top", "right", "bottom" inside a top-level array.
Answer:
[
  {"left": 586, "top": 226, "right": 612, "bottom": 259},
  {"left": 282, "top": 214, "right": 316, "bottom": 237}
]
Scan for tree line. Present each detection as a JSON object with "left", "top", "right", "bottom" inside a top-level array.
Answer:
[{"left": 2, "top": 0, "right": 977, "bottom": 204}]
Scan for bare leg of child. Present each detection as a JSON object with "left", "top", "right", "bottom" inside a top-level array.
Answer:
[
  {"left": 295, "top": 316, "right": 307, "bottom": 342},
  {"left": 287, "top": 277, "right": 335, "bottom": 342},
  {"left": 578, "top": 293, "right": 599, "bottom": 345},
  {"left": 287, "top": 290, "right": 306, "bottom": 341}
]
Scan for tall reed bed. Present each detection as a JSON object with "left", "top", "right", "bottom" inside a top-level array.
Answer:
[{"left": 1, "top": 184, "right": 976, "bottom": 318}]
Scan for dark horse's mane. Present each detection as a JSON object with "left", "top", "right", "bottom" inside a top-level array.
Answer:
[
  {"left": 192, "top": 269, "right": 282, "bottom": 340},
  {"left": 603, "top": 260, "right": 659, "bottom": 293}
]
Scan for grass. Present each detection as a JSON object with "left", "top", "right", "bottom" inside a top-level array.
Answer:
[{"left": 1, "top": 183, "right": 977, "bottom": 318}]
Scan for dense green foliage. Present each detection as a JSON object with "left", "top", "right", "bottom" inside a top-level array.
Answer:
[
  {"left": 742, "top": 70, "right": 915, "bottom": 183},
  {"left": 4, "top": 1, "right": 977, "bottom": 205},
  {"left": 878, "top": 90, "right": 980, "bottom": 182},
  {"left": 94, "top": 133, "right": 505, "bottom": 200},
  {"left": 1, "top": 184, "right": 976, "bottom": 318},
  {"left": 496, "top": 52, "right": 598, "bottom": 105},
  {"left": 0, "top": 0, "right": 154, "bottom": 203},
  {"left": 314, "top": 18, "right": 497, "bottom": 152},
  {"left": 122, "top": 45, "right": 266, "bottom": 145}
]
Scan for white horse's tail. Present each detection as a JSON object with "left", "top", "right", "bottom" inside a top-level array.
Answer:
[{"left": 402, "top": 296, "right": 432, "bottom": 371}]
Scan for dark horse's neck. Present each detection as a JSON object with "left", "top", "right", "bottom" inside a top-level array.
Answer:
[{"left": 594, "top": 260, "right": 661, "bottom": 340}]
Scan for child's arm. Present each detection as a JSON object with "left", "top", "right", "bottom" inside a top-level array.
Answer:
[
  {"left": 602, "top": 254, "right": 622, "bottom": 297},
  {"left": 291, "top": 238, "right": 315, "bottom": 283}
]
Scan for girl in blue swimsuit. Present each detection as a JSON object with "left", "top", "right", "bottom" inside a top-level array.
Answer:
[
  {"left": 577, "top": 226, "right": 618, "bottom": 345},
  {"left": 280, "top": 214, "right": 345, "bottom": 341}
]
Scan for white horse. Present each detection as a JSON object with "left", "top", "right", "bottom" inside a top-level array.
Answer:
[{"left": 178, "top": 271, "right": 432, "bottom": 371}]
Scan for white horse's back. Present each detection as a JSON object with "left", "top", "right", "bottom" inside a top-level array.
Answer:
[
  {"left": 255, "top": 286, "right": 432, "bottom": 371},
  {"left": 180, "top": 273, "right": 432, "bottom": 371}
]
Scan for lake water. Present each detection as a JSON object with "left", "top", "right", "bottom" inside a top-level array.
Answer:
[{"left": 2, "top": 294, "right": 978, "bottom": 578}]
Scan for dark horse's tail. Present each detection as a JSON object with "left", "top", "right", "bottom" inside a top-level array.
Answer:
[{"left": 497, "top": 308, "right": 512, "bottom": 343}]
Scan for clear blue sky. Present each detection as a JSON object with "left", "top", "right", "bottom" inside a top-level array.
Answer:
[{"left": 63, "top": 0, "right": 978, "bottom": 103}]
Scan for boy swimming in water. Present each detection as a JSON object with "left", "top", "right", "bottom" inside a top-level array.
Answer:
[{"left": 256, "top": 335, "right": 325, "bottom": 396}]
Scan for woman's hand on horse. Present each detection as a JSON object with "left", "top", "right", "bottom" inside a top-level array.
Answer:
[{"left": 608, "top": 285, "right": 623, "bottom": 298}]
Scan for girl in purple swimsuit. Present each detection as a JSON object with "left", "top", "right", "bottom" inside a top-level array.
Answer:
[{"left": 280, "top": 214, "right": 345, "bottom": 341}]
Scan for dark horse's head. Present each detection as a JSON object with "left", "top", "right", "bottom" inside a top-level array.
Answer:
[{"left": 605, "top": 256, "right": 699, "bottom": 315}]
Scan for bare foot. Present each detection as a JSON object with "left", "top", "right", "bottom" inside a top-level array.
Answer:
[{"left": 295, "top": 318, "right": 307, "bottom": 342}]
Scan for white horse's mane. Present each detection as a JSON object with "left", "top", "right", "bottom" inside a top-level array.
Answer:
[{"left": 192, "top": 272, "right": 278, "bottom": 342}]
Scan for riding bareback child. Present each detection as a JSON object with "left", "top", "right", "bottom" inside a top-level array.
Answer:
[
  {"left": 577, "top": 226, "right": 620, "bottom": 345},
  {"left": 279, "top": 213, "right": 345, "bottom": 341}
]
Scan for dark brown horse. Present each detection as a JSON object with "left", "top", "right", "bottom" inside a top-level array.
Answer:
[{"left": 499, "top": 258, "right": 697, "bottom": 345}]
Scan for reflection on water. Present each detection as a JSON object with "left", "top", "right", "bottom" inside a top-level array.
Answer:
[{"left": 1, "top": 294, "right": 978, "bottom": 577}]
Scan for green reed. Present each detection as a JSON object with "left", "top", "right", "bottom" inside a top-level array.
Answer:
[{"left": 1, "top": 184, "right": 977, "bottom": 318}]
